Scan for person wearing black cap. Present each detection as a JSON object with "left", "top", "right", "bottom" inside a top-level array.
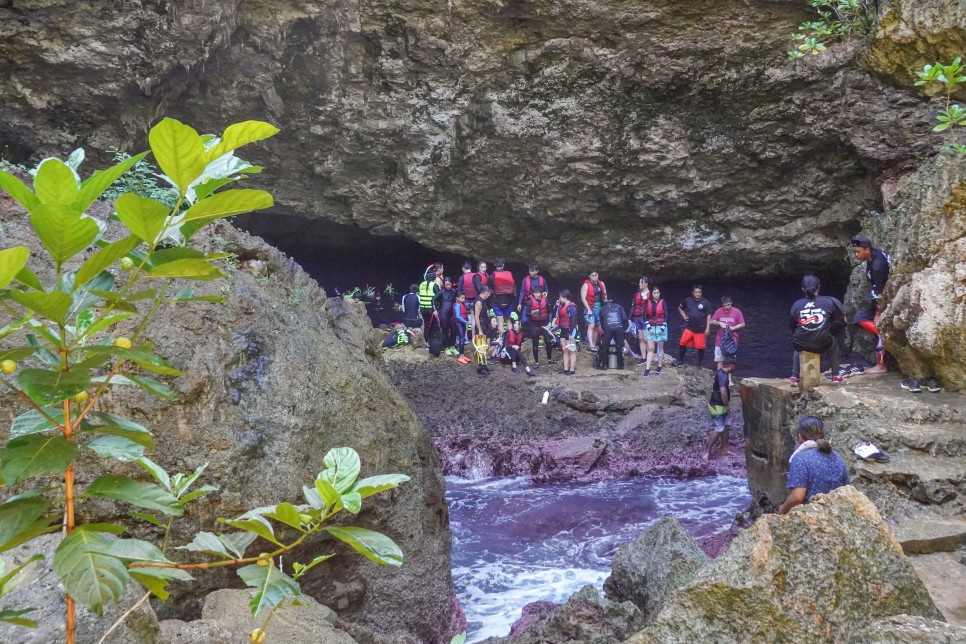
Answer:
[
  {"left": 789, "top": 275, "right": 846, "bottom": 385},
  {"left": 850, "top": 235, "right": 891, "bottom": 374}
]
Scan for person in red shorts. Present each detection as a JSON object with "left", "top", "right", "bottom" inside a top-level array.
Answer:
[{"left": 678, "top": 285, "right": 713, "bottom": 369}]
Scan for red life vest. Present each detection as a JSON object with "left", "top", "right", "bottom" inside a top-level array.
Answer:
[
  {"left": 507, "top": 329, "right": 525, "bottom": 346},
  {"left": 522, "top": 275, "right": 547, "bottom": 298},
  {"left": 583, "top": 279, "right": 606, "bottom": 308},
  {"left": 527, "top": 295, "right": 549, "bottom": 322},
  {"left": 454, "top": 301, "right": 468, "bottom": 321},
  {"left": 632, "top": 291, "right": 648, "bottom": 317},
  {"left": 558, "top": 302, "right": 577, "bottom": 329},
  {"left": 492, "top": 270, "right": 514, "bottom": 295},
  {"left": 645, "top": 298, "right": 667, "bottom": 325},
  {"left": 459, "top": 273, "right": 477, "bottom": 299}
]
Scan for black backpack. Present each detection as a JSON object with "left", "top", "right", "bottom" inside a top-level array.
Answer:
[
  {"left": 720, "top": 327, "right": 738, "bottom": 358},
  {"left": 427, "top": 312, "right": 443, "bottom": 357}
]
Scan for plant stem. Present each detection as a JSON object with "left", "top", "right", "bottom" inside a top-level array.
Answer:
[
  {"left": 96, "top": 591, "right": 151, "bottom": 644},
  {"left": 63, "top": 397, "right": 76, "bottom": 644}
]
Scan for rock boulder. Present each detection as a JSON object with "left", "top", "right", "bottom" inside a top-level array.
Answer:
[
  {"left": 628, "top": 486, "right": 944, "bottom": 643},
  {"left": 603, "top": 516, "right": 709, "bottom": 622}
]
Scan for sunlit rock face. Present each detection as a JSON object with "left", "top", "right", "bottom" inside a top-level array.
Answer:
[{"left": 0, "top": 0, "right": 945, "bottom": 281}]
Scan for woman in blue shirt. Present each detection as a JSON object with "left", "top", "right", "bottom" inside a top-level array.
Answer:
[{"left": 778, "top": 416, "right": 850, "bottom": 515}]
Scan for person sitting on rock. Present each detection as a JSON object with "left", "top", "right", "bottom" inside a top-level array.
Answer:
[
  {"left": 789, "top": 275, "right": 846, "bottom": 386},
  {"left": 850, "top": 235, "right": 891, "bottom": 374},
  {"left": 401, "top": 284, "right": 422, "bottom": 329},
  {"left": 500, "top": 318, "right": 536, "bottom": 377},
  {"left": 704, "top": 358, "right": 736, "bottom": 463},
  {"left": 557, "top": 289, "right": 579, "bottom": 376},
  {"left": 778, "top": 416, "right": 849, "bottom": 514}
]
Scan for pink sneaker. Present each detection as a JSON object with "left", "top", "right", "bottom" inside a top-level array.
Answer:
[
  {"left": 790, "top": 377, "right": 799, "bottom": 387},
  {"left": 831, "top": 375, "right": 844, "bottom": 383}
]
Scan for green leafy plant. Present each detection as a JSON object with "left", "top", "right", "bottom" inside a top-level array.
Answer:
[
  {"left": 0, "top": 118, "right": 409, "bottom": 643},
  {"left": 915, "top": 57, "right": 966, "bottom": 153},
  {"left": 788, "top": 0, "right": 874, "bottom": 59}
]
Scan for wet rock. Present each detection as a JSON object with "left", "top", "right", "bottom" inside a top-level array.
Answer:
[
  {"left": 0, "top": 0, "right": 939, "bottom": 281},
  {"left": 0, "top": 535, "right": 160, "bottom": 644},
  {"left": 603, "top": 516, "right": 709, "bottom": 622},
  {"left": 158, "top": 589, "right": 355, "bottom": 644},
  {"left": 628, "top": 486, "right": 944, "bottom": 643},
  {"left": 482, "top": 586, "right": 644, "bottom": 644},
  {"left": 0, "top": 201, "right": 460, "bottom": 642},
  {"left": 507, "top": 601, "right": 557, "bottom": 637}
]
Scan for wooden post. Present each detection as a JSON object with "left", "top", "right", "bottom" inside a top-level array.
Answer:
[{"left": 800, "top": 351, "right": 821, "bottom": 392}]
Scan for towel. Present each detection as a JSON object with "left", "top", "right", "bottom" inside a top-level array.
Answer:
[{"left": 789, "top": 439, "right": 818, "bottom": 464}]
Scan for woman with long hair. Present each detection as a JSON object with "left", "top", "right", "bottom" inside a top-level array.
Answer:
[{"left": 778, "top": 416, "right": 849, "bottom": 514}]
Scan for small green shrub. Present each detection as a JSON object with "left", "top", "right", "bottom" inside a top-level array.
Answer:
[
  {"left": 788, "top": 0, "right": 874, "bottom": 59},
  {"left": 915, "top": 57, "right": 966, "bottom": 154}
]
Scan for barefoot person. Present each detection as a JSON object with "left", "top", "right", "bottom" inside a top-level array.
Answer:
[
  {"left": 850, "top": 236, "right": 891, "bottom": 374},
  {"left": 704, "top": 359, "right": 736, "bottom": 462},
  {"left": 629, "top": 276, "right": 651, "bottom": 365},
  {"left": 557, "top": 289, "right": 579, "bottom": 376},
  {"left": 643, "top": 286, "right": 668, "bottom": 378},
  {"left": 778, "top": 416, "right": 850, "bottom": 514}
]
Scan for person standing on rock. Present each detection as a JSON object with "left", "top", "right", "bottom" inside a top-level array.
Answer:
[
  {"left": 557, "top": 289, "right": 579, "bottom": 376},
  {"left": 473, "top": 287, "right": 493, "bottom": 375},
  {"left": 401, "top": 284, "right": 423, "bottom": 329},
  {"left": 850, "top": 235, "right": 891, "bottom": 374},
  {"left": 453, "top": 292, "right": 471, "bottom": 363},
  {"left": 630, "top": 276, "right": 651, "bottom": 365},
  {"left": 711, "top": 295, "right": 746, "bottom": 380},
  {"left": 523, "top": 287, "right": 556, "bottom": 367},
  {"left": 473, "top": 260, "right": 491, "bottom": 300},
  {"left": 580, "top": 268, "right": 607, "bottom": 353},
  {"left": 704, "top": 358, "right": 737, "bottom": 463},
  {"left": 418, "top": 269, "right": 441, "bottom": 330},
  {"left": 678, "top": 285, "right": 713, "bottom": 369},
  {"left": 789, "top": 275, "right": 846, "bottom": 386},
  {"left": 778, "top": 416, "right": 849, "bottom": 514},
  {"left": 457, "top": 261, "right": 478, "bottom": 312},
  {"left": 517, "top": 262, "right": 548, "bottom": 321},
  {"left": 433, "top": 276, "right": 458, "bottom": 355},
  {"left": 599, "top": 295, "right": 628, "bottom": 369},
  {"left": 643, "top": 286, "right": 668, "bottom": 378},
  {"left": 491, "top": 258, "right": 517, "bottom": 335}
]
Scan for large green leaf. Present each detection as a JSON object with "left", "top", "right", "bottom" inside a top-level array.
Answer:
[
  {"left": 350, "top": 474, "right": 411, "bottom": 499},
  {"left": 114, "top": 193, "right": 171, "bottom": 245},
  {"left": 84, "top": 345, "right": 183, "bottom": 376},
  {"left": 9, "top": 290, "right": 73, "bottom": 324},
  {"left": 17, "top": 368, "right": 91, "bottom": 405},
  {"left": 206, "top": 121, "right": 280, "bottom": 160},
  {"left": 54, "top": 530, "right": 129, "bottom": 616},
  {"left": 73, "top": 235, "right": 140, "bottom": 289},
  {"left": 264, "top": 502, "right": 304, "bottom": 531},
  {"left": 145, "top": 259, "right": 224, "bottom": 280},
  {"left": 0, "top": 494, "right": 58, "bottom": 553},
  {"left": 84, "top": 412, "right": 154, "bottom": 448},
  {"left": 29, "top": 204, "right": 100, "bottom": 266},
  {"left": 83, "top": 537, "right": 172, "bottom": 564},
  {"left": 33, "top": 158, "right": 79, "bottom": 205},
  {"left": 0, "top": 246, "right": 29, "bottom": 289},
  {"left": 319, "top": 447, "right": 361, "bottom": 493},
  {"left": 237, "top": 563, "right": 300, "bottom": 617},
  {"left": 129, "top": 567, "right": 193, "bottom": 601},
  {"left": 219, "top": 532, "right": 257, "bottom": 559},
  {"left": 323, "top": 526, "right": 403, "bottom": 567},
  {"left": 15, "top": 267, "right": 44, "bottom": 291},
  {"left": 85, "top": 474, "right": 183, "bottom": 516},
  {"left": 10, "top": 406, "right": 64, "bottom": 438},
  {"left": 94, "top": 373, "right": 176, "bottom": 401},
  {"left": 0, "top": 169, "right": 40, "bottom": 212},
  {"left": 176, "top": 531, "right": 231, "bottom": 559},
  {"left": 73, "top": 151, "right": 149, "bottom": 211},
  {"left": 220, "top": 516, "right": 282, "bottom": 547},
  {"left": 86, "top": 436, "right": 146, "bottom": 462},
  {"left": 0, "top": 608, "right": 38, "bottom": 628},
  {"left": 0, "top": 435, "right": 79, "bottom": 484},
  {"left": 181, "top": 189, "right": 273, "bottom": 223},
  {"left": 148, "top": 118, "right": 207, "bottom": 194},
  {"left": 135, "top": 456, "right": 171, "bottom": 491}
]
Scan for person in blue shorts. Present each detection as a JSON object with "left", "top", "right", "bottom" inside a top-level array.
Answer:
[
  {"left": 778, "top": 416, "right": 850, "bottom": 514},
  {"left": 580, "top": 268, "right": 607, "bottom": 353},
  {"left": 643, "top": 286, "right": 668, "bottom": 378}
]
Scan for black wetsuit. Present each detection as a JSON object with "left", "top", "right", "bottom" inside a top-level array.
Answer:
[
  {"left": 600, "top": 301, "right": 628, "bottom": 368},
  {"left": 433, "top": 287, "right": 457, "bottom": 345},
  {"left": 401, "top": 293, "right": 422, "bottom": 328}
]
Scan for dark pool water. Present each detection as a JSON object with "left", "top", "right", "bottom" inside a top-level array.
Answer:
[{"left": 446, "top": 475, "right": 751, "bottom": 642}]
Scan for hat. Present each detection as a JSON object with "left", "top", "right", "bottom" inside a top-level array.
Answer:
[
  {"left": 801, "top": 274, "right": 821, "bottom": 291},
  {"left": 850, "top": 235, "right": 872, "bottom": 248}
]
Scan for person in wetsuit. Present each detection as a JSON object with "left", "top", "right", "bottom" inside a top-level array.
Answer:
[
  {"left": 523, "top": 287, "right": 557, "bottom": 367},
  {"left": 851, "top": 235, "right": 890, "bottom": 374},
  {"left": 454, "top": 292, "right": 471, "bottom": 362},
  {"left": 401, "top": 284, "right": 422, "bottom": 329},
  {"left": 599, "top": 296, "right": 628, "bottom": 369},
  {"left": 433, "top": 276, "right": 458, "bottom": 355},
  {"left": 473, "top": 286, "right": 493, "bottom": 375}
]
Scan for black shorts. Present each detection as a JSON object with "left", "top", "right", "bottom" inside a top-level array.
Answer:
[{"left": 853, "top": 298, "right": 877, "bottom": 324}]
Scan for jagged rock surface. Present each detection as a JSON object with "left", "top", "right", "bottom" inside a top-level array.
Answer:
[
  {"left": 0, "top": 194, "right": 459, "bottom": 642},
  {"left": 0, "top": 0, "right": 944, "bottom": 281},
  {"left": 627, "top": 486, "right": 944, "bottom": 643},
  {"left": 602, "top": 515, "right": 709, "bottom": 623}
]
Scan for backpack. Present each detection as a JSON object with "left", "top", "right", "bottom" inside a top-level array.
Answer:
[{"left": 720, "top": 327, "right": 738, "bottom": 358}]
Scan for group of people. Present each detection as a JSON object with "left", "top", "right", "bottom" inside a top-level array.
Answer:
[{"left": 398, "top": 261, "right": 748, "bottom": 379}]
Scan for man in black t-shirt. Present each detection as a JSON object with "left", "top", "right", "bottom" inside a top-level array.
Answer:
[
  {"left": 789, "top": 275, "right": 845, "bottom": 385},
  {"left": 851, "top": 235, "right": 891, "bottom": 374},
  {"left": 678, "top": 285, "right": 713, "bottom": 368}
]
